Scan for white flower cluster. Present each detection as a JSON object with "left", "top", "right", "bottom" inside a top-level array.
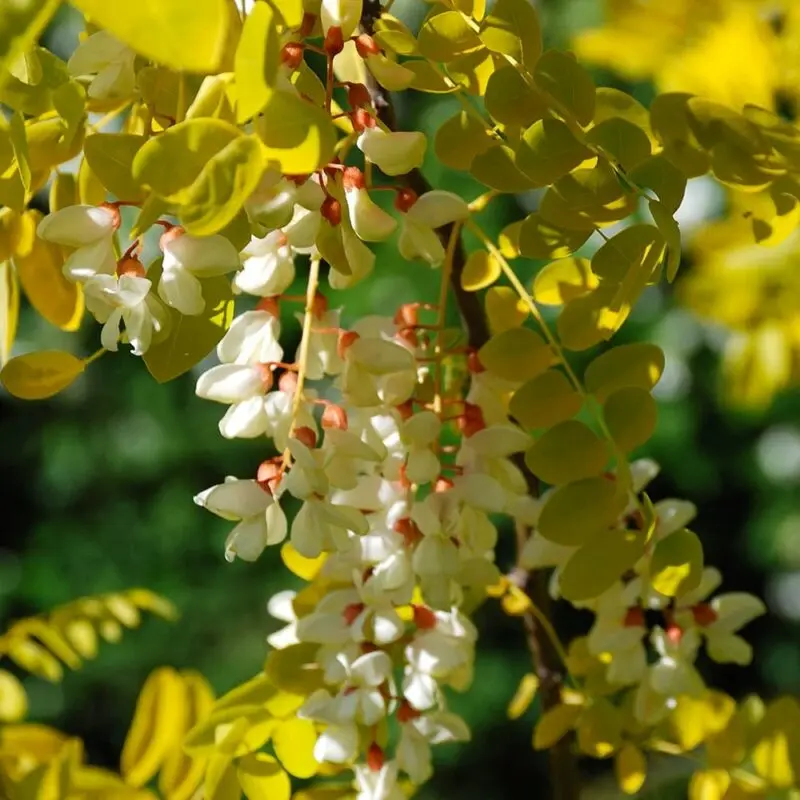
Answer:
[{"left": 521, "top": 460, "right": 767, "bottom": 727}]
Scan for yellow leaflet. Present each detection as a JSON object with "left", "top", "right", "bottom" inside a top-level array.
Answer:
[
  {"left": 235, "top": 1, "right": 280, "bottom": 123},
  {"left": 650, "top": 528, "right": 704, "bottom": 597},
  {"left": 461, "top": 250, "right": 500, "bottom": 292},
  {"left": 480, "top": 0, "right": 542, "bottom": 68},
  {"left": 485, "top": 286, "right": 528, "bottom": 333},
  {"left": 280, "top": 542, "right": 326, "bottom": 581},
  {"left": 510, "top": 370, "right": 583, "bottom": 431},
  {"left": 584, "top": 343, "right": 666, "bottom": 404},
  {"left": 603, "top": 386, "right": 658, "bottom": 454},
  {"left": 507, "top": 673, "right": 539, "bottom": 720},
  {"left": 478, "top": 327, "right": 553, "bottom": 382},
  {"left": 0, "top": 0, "right": 60, "bottom": 88},
  {"left": 615, "top": 743, "right": 646, "bottom": 795},
  {"left": 517, "top": 118, "right": 592, "bottom": 186},
  {"left": 532, "top": 258, "right": 596, "bottom": 307},
  {"left": 525, "top": 420, "right": 609, "bottom": 486},
  {"left": 471, "top": 143, "right": 535, "bottom": 193},
  {"left": 70, "top": 0, "right": 230, "bottom": 74},
  {"left": 0, "top": 258, "right": 18, "bottom": 366},
  {"left": 272, "top": 718, "right": 318, "bottom": 779},
  {"left": 533, "top": 703, "right": 582, "bottom": 750},
  {"left": 238, "top": 753, "right": 291, "bottom": 800},
  {"left": 0, "top": 669, "right": 27, "bottom": 722},
  {"left": 434, "top": 110, "right": 493, "bottom": 171},
  {"left": 576, "top": 699, "right": 622, "bottom": 758},
  {"left": 417, "top": 10, "right": 483, "bottom": 63},
  {"left": 0, "top": 350, "right": 84, "bottom": 400}
]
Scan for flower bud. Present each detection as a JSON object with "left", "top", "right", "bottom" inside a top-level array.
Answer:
[
  {"left": 466, "top": 349, "right": 485, "bottom": 374},
  {"left": 116, "top": 255, "right": 146, "bottom": 278},
  {"left": 342, "top": 166, "right": 366, "bottom": 191},
  {"left": 348, "top": 82, "right": 371, "bottom": 109},
  {"left": 396, "top": 699, "right": 421, "bottom": 723},
  {"left": 256, "top": 296, "right": 280, "bottom": 317},
  {"left": 321, "top": 403, "right": 348, "bottom": 430},
  {"left": 255, "top": 363, "right": 276, "bottom": 391},
  {"left": 691, "top": 603, "right": 719, "bottom": 627},
  {"left": 395, "top": 400, "right": 414, "bottom": 420},
  {"left": 394, "top": 517, "right": 422, "bottom": 546},
  {"left": 320, "top": 195, "right": 342, "bottom": 227},
  {"left": 434, "top": 476, "right": 454, "bottom": 493},
  {"left": 458, "top": 402, "right": 485, "bottom": 438},
  {"left": 280, "top": 42, "right": 304, "bottom": 70},
  {"left": 294, "top": 426, "right": 318, "bottom": 449},
  {"left": 324, "top": 26, "right": 344, "bottom": 56},
  {"left": 666, "top": 622, "right": 683, "bottom": 645},
  {"left": 351, "top": 108, "right": 376, "bottom": 133},
  {"left": 355, "top": 33, "right": 380, "bottom": 59},
  {"left": 279, "top": 370, "right": 298, "bottom": 393},
  {"left": 343, "top": 602, "right": 365, "bottom": 625},
  {"left": 367, "top": 742, "right": 385, "bottom": 773},
  {"left": 311, "top": 293, "right": 328, "bottom": 318},
  {"left": 337, "top": 329, "right": 359, "bottom": 358},
  {"left": 394, "top": 188, "right": 418, "bottom": 213},
  {"left": 256, "top": 459, "right": 281, "bottom": 493},
  {"left": 623, "top": 607, "right": 645, "bottom": 628},
  {"left": 412, "top": 604, "right": 437, "bottom": 630},
  {"left": 98, "top": 202, "right": 122, "bottom": 231},
  {"left": 158, "top": 224, "right": 185, "bottom": 250},
  {"left": 394, "top": 302, "right": 419, "bottom": 328}
]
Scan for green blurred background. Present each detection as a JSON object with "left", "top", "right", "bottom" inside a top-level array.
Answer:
[{"left": 4, "top": 0, "right": 800, "bottom": 797}]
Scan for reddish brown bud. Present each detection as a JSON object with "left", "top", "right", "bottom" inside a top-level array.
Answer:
[
  {"left": 116, "top": 256, "right": 146, "bottom": 278},
  {"left": 348, "top": 82, "right": 371, "bottom": 109},
  {"left": 623, "top": 607, "right": 645, "bottom": 628},
  {"left": 256, "top": 460, "right": 281, "bottom": 494},
  {"left": 320, "top": 195, "right": 342, "bottom": 227},
  {"left": 342, "top": 166, "right": 365, "bottom": 191},
  {"left": 395, "top": 400, "right": 414, "bottom": 421},
  {"left": 324, "top": 26, "right": 344, "bottom": 56},
  {"left": 311, "top": 293, "right": 328, "bottom": 318},
  {"left": 256, "top": 296, "right": 280, "bottom": 317},
  {"left": 397, "top": 699, "right": 422, "bottom": 723},
  {"left": 322, "top": 403, "right": 348, "bottom": 430},
  {"left": 280, "top": 41, "right": 304, "bottom": 70},
  {"left": 294, "top": 426, "right": 318, "bottom": 449},
  {"left": 393, "top": 303, "right": 419, "bottom": 328},
  {"left": 467, "top": 349, "right": 485, "bottom": 374},
  {"left": 279, "top": 370, "right": 299, "bottom": 394},
  {"left": 393, "top": 517, "right": 422, "bottom": 547},
  {"left": 255, "top": 363, "right": 275, "bottom": 391},
  {"left": 285, "top": 173, "right": 310, "bottom": 186},
  {"left": 351, "top": 108, "right": 376, "bottom": 132},
  {"left": 367, "top": 742, "right": 385, "bottom": 772},
  {"left": 413, "top": 604, "right": 437, "bottom": 630},
  {"left": 434, "top": 476, "right": 454, "bottom": 493},
  {"left": 99, "top": 202, "right": 122, "bottom": 230},
  {"left": 691, "top": 603, "right": 719, "bottom": 627},
  {"left": 394, "top": 187, "right": 418, "bottom": 213},
  {"left": 158, "top": 224, "right": 185, "bottom": 250},
  {"left": 666, "top": 622, "right": 683, "bottom": 645},
  {"left": 355, "top": 33, "right": 380, "bottom": 59},
  {"left": 398, "top": 464, "right": 412, "bottom": 489},
  {"left": 458, "top": 402, "right": 485, "bottom": 438},
  {"left": 395, "top": 328, "right": 419, "bottom": 349},
  {"left": 343, "top": 602, "right": 365, "bottom": 626},
  {"left": 337, "top": 330, "right": 360, "bottom": 358}
]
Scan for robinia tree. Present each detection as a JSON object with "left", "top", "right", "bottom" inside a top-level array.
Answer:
[{"left": 0, "top": 0, "right": 798, "bottom": 798}]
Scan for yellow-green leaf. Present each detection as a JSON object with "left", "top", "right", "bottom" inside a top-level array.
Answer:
[
  {"left": 406, "top": 60, "right": 459, "bottom": 93},
  {"left": 179, "top": 134, "right": 264, "bottom": 236},
  {"left": 560, "top": 530, "right": 646, "bottom": 602},
  {"left": 0, "top": 350, "right": 84, "bottom": 400},
  {"left": 648, "top": 199, "right": 682, "bottom": 282},
  {"left": 235, "top": 1, "right": 280, "bottom": 123},
  {"left": 585, "top": 117, "right": 651, "bottom": 171},
  {"left": 584, "top": 343, "right": 666, "bottom": 403},
  {"left": 461, "top": 250, "right": 500, "bottom": 291},
  {"left": 417, "top": 10, "right": 483, "bottom": 63},
  {"left": 237, "top": 753, "right": 291, "bottom": 800},
  {"left": 485, "top": 285, "right": 529, "bottom": 333},
  {"left": 534, "top": 50, "right": 595, "bottom": 127},
  {"left": 434, "top": 110, "right": 493, "bottom": 170},
  {"left": 478, "top": 327, "right": 553, "bottom": 382},
  {"left": 256, "top": 90, "right": 337, "bottom": 174},
  {"left": 265, "top": 644, "right": 325, "bottom": 697},
  {"left": 0, "top": 0, "right": 59, "bottom": 82},
  {"left": 83, "top": 133, "right": 146, "bottom": 202},
  {"left": 507, "top": 673, "right": 539, "bottom": 720},
  {"left": 374, "top": 14, "right": 418, "bottom": 56},
  {"left": 272, "top": 718, "right": 317, "bottom": 779},
  {"left": 0, "top": 668, "right": 27, "bottom": 722},
  {"left": 70, "top": 0, "right": 230, "bottom": 73},
  {"left": 628, "top": 154, "right": 686, "bottom": 215},
  {"left": 133, "top": 118, "right": 241, "bottom": 203},
  {"left": 471, "top": 143, "right": 535, "bottom": 193},
  {"left": 649, "top": 93, "right": 710, "bottom": 179},
  {"left": 121, "top": 667, "right": 187, "bottom": 787},
  {"left": 539, "top": 478, "right": 625, "bottom": 547},
  {"left": 556, "top": 286, "right": 618, "bottom": 352},
  {"left": 615, "top": 743, "right": 646, "bottom": 795},
  {"left": 484, "top": 65, "right": 546, "bottom": 128},
  {"left": 603, "top": 386, "right": 657, "bottom": 454},
  {"left": 143, "top": 261, "right": 234, "bottom": 383},
  {"left": 525, "top": 421, "right": 608, "bottom": 486},
  {"left": 480, "top": 0, "right": 541, "bottom": 68},
  {"left": 576, "top": 699, "right": 622, "bottom": 758},
  {"left": 533, "top": 703, "right": 581, "bottom": 750},
  {"left": 509, "top": 370, "right": 582, "bottom": 430},
  {"left": 517, "top": 118, "right": 592, "bottom": 186},
  {"left": 518, "top": 213, "right": 590, "bottom": 259},
  {"left": 78, "top": 154, "right": 107, "bottom": 206},
  {"left": 205, "top": 753, "right": 240, "bottom": 800},
  {"left": 49, "top": 170, "right": 78, "bottom": 211},
  {"left": 650, "top": 528, "right": 704, "bottom": 597},
  {"left": 532, "top": 257, "right": 596, "bottom": 306},
  {"left": 751, "top": 697, "right": 800, "bottom": 789},
  {"left": 594, "top": 88, "right": 652, "bottom": 141}
]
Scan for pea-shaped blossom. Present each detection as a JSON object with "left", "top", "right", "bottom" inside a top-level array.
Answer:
[
  {"left": 216, "top": 308, "right": 283, "bottom": 366},
  {"left": 158, "top": 231, "right": 240, "bottom": 315},
  {"left": 194, "top": 477, "right": 287, "bottom": 563},
  {"left": 398, "top": 191, "right": 470, "bottom": 266},
  {"left": 83, "top": 274, "right": 169, "bottom": 355},
  {"left": 36, "top": 204, "right": 119, "bottom": 282},
  {"left": 396, "top": 710, "right": 470, "bottom": 785},
  {"left": 354, "top": 761, "right": 404, "bottom": 800},
  {"left": 357, "top": 128, "right": 427, "bottom": 177},
  {"left": 234, "top": 232, "right": 296, "bottom": 297},
  {"left": 320, "top": 0, "right": 363, "bottom": 39},
  {"left": 343, "top": 169, "right": 397, "bottom": 243}
]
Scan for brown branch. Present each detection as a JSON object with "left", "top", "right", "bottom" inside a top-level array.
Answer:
[{"left": 359, "top": 6, "right": 579, "bottom": 798}]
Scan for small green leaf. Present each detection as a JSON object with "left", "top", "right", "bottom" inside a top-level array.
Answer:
[
  {"left": 517, "top": 118, "right": 592, "bottom": 186},
  {"left": 471, "top": 143, "right": 535, "bottom": 193},
  {"left": 478, "top": 327, "right": 553, "bottom": 382},
  {"left": 525, "top": 420, "right": 608, "bottom": 486},
  {"left": 584, "top": 343, "right": 666, "bottom": 403},
  {"left": 143, "top": 260, "right": 234, "bottom": 383},
  {"left": 510, "top": 370, "right": 583, "bottom": 430},
  {"left": 484, "top": 66, "right": 547, "bottom": 128},
  {"left": 603, "top": 387, "right": 658, "bottom": 454},
  {"left": 417, "top": 10, "right": 483, "bottom": 63},
  {"left": 84, "top": 133, "right": 146, "bottom": 202},
  {"left": 650, "top": 528, "right": 704, "bottom": 597},
  {"left": 480, "top": 0, "right": 542, "bottom": 67},
  {"left": 535, "top": 50, "right": 595, "bottom": 127},
  {"left": 435, "top": 110, "right": 493, "bottom": 170}
]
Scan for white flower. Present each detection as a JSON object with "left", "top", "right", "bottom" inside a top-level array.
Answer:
[
  {"left": 83, "top": 274, "right": 169, "bottom": 355},
  {"left": 195, "top": 364, "right": 273, "bottom": 438},
  {"left": 398, "top": 191, "right": 470, "bottom": 266},
  {"left": 68, "top": 30, "right": 136, "bottom": 102},
  {"left": 357, "top": 128, "right": 426, "bottom": 176},
  {"left": 401, "top": 411, "right": 441, "bottom": 485},
  {"left": 216, "top": 309, "right": 283, "bottom": 365},
  {"left": 194, "top": 477, "right": 287, "bottom": 562},
  {"left": 354, "top": 760, "right": 404, "bottom": 800},
  {"left": 234, "top": 232, "right": 296, "bottom": 297},
  {"left": 299, "top": 308, "right": 344, "bottom": 380},
  {"left": 671, "top": 567, "right": 766, "bottom": 665},
  {"left": 159, "top": 232, "right": 240, "bottom": 315},
  {"left": 37, "top": 204, "right": 118, "bottom": 282},
  {"left": 267, "top": 590, "right": 299, "bottom": 649},
  {"left": 397, "top": 710, "right": 470, "bottom": 784},
  {"left": 344, "top": 182, "right": 397, "bottom": 243}
]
